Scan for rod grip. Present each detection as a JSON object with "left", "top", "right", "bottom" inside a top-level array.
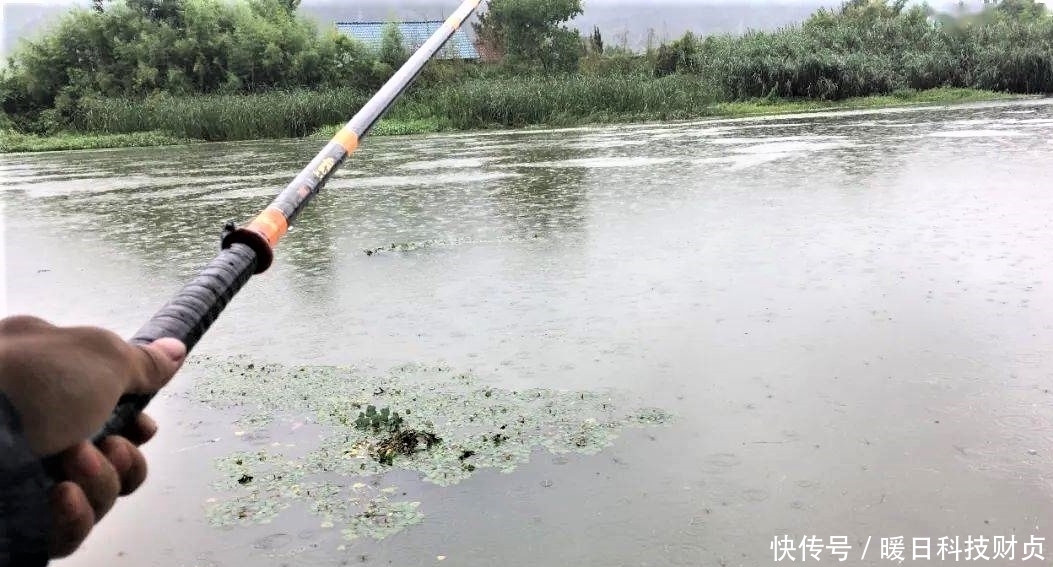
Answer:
[{"left": 91, "top": 243, "right": 258, "bottom": 443}]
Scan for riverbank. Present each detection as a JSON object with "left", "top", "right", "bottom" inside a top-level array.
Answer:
[
  {"left": 707, "top": 87, "right": 1025, "bottom": 117},
  {"left": 0, "top": 88, "right": 1027, "bottom": 153},
  {"left": 0, "top": 129, "right": 192, "bottom": 153},
  {"left": 314, "top": 87, "right": 1023, "bottom": 138}
]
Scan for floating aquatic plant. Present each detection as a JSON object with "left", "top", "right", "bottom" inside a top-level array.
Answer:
[
  {"left": 354, "top": 405, "right": 404, "bottom": 435},
  {"left": 189, "top": 356, "right": 672, "bottom": 541},
  {"left": 364, "top": 240, "right": 449, "bottom": 255},
  {"left": 361, "top": 233, "right": 545, "bottom": 257}
]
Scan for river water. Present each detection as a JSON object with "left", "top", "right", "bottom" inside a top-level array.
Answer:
[{"left": 5, "top": 99, "right": 1053, "bottom": 566}]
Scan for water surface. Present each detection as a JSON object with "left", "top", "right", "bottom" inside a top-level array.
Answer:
[{"left": 5, "top": 99, "right": 1053, "bottom": 566}]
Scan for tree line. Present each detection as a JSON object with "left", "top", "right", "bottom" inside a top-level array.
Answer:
[
  {"left": 0, "top": 0, "right": 583, "bottom": 133},
  {"left": 2, "top": 0, "right": 1051, "bottom": 137}
]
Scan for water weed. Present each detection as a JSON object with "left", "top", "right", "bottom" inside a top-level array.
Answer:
[{"left": 190, "top": 356, "right": 672, "bottom": 540}]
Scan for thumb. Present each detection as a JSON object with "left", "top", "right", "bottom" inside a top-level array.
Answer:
[{"left": 124, "top": 338, "right": 187, "bottom": 394}]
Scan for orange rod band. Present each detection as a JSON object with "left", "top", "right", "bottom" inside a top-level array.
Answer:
[
  {"left": 245, "top": 206, "right": 289, "bottom": 247},
  {"left": 332, "top": 127, "right": 360, "bottom": 154}
]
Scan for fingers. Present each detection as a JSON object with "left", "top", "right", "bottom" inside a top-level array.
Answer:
[
  {"left": 99, "top": 436, "right": 149, "bottom": 495},
  {"left": 55, "top": 418, "right": 156, "bottom": 503},
  {"left": 58, "top": 441, "right": 121, "bottom": 521},
  {"left": 47, "top": 482, "right": 93, "bottom": 558},
  {"left": 123, "top": 338, "right": 186, "bottom": 394},
  {"left": 121, "top": 412, "right": 159, "bottom": 446},
  {"left": 48, "top": 432, "right": 155, "bottom": 558}
]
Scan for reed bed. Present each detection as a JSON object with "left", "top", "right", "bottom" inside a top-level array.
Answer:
[
  {"left": 56, "top": 7, "right": 1053, "bottom": 143},
  {"left": 75, "top": 88, "right": 369, "bottom": 140}
]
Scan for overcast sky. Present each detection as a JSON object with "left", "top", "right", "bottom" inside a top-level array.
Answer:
[
  {"left": 4, "top": 0, "right": 1040, "bottom": 63},
  {"left": 5, "top": 0, "right": 1046, "bottom": 9},
  {"left": 0, "top": 0, "right": 894, "bottom": 4}
]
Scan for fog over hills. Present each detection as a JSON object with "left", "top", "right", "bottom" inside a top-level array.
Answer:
[
  {"left": 296, "top": 1, "right": 831, "bottom": 50},
  {"left": 2, "top": 0, "right": 987, "bottom": 61}
]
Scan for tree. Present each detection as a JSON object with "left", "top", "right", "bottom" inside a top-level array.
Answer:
[
  {"left": 995, "top": 0, "right": 1047, "bottom": 21},
  {"left": 473, "top": 0, "right": 584, "bottom": 71},
  {"left": 837, "top": 0, "right": 909, "bottom": 19},
  {"left": 379, "top": 20, "right": 408, "bottom": 69},
  {"left": 590, "top": 26, "right": 603, "bottom": 54},
  {"left": 126, "top": 0, "right": 187, "bottom": 26},
  {"left": 653, "top": 31, "right": 698, "bottom": 76},
  {"left": 0, "top": 0, "right": 385, "bottom": 132}
]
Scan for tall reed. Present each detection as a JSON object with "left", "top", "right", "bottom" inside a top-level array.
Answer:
[{"left": 76, "top": 88, "right": 369, "bottom": 140}]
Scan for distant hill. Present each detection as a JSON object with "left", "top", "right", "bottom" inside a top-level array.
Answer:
[
  {"left": 2, "top": 2, "right": 83, "bottom": 61},
  {"left": 296, "top": 1, "right": 833, "bottom": 51},
  {"left": 3, "top": 0, "right": 988, "bottom": 62},
  {"left": 569, "top": 3, "right": 831, "bottom": 49},
  {"left": 3, "top": 0, "right": 831, "bottom": 61}
]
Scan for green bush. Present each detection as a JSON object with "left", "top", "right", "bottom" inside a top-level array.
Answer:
[
  {"left": 661, "top": 0, "right": 1053, "bottom": 100},
  {"left": 0, "top": 0, "right": 385, "bottom": 131}
]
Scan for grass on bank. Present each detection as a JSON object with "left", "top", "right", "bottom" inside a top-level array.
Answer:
[
  {"left": 0, "top": 129, "right": 191, "bottom": 153},
  {"left": 311, "top": 86, "right": 1024, "bottom": 139},
  {"left": 74, "top": 88, "right": 371, "bottom": 141},
  {"left": 711, "top": 87, "right": 1024, "bottom": 117},
  {"left": 70, "top": 75, "right": 720, "bottom": 142},
  {"left": 310, "top": 115, "right": 453, "bottom": 139},
  {"left": 2, "top": 87, "right": 1030, "bottom": 153}
]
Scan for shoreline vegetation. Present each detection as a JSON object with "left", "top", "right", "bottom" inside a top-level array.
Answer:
[
  {"left": 313, "top": 86, "right": 1023, "bottom": 138},
  {"left": 0, "top": 88, "right": 1029, "bottom": 153},
  {"left": 1, "top": 0, "right": 1051, "bottom": 153}
]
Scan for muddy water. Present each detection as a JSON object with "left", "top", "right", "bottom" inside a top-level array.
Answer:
[{"left": 5, "top": 99, "right": 1053, "bottom": 566}]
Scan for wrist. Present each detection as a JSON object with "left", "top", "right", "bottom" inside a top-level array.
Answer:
[{"left": 0, "top": 392, "right": 52, "bottom": 567}]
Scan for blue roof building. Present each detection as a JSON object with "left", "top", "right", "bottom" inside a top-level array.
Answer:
[{"left": 335, "top": 21, "right": 481, "bottom": 60}]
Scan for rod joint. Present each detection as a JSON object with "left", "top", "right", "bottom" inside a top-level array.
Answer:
[{"left": 220, "top": 224, "right": 273, "bottom": 274}]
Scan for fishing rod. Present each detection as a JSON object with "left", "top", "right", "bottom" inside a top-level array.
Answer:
[{"left": 91, "top": 0, "right": 483, "bottom": 443}]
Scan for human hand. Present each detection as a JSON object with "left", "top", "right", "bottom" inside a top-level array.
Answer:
[{"left": 0, "top": 315, "right": 186, "bottom": 558}]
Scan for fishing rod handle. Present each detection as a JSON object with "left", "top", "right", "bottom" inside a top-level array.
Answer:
[{"left": 91, "top": 242, "right": 258, "bottom": 444}]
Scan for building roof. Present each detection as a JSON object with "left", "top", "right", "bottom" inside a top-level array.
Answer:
[{"left": 335, "top": 21, "right": 480, "bottom": 60}]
